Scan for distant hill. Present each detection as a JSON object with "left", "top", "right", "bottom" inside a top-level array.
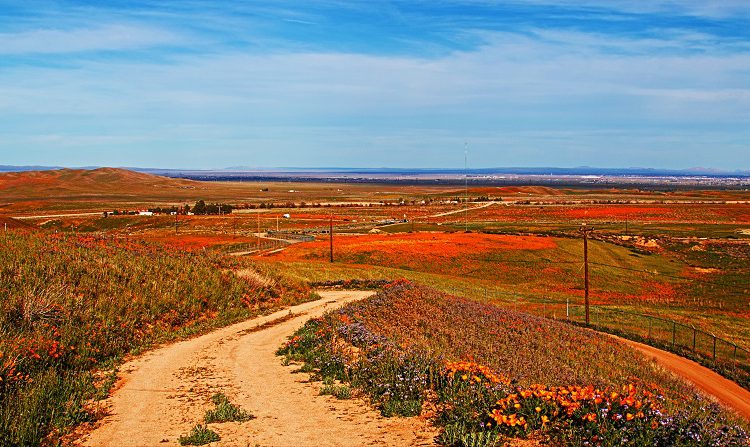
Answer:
[
  {"left": 0, "top": 167, "right": 200, "bottom": 200},
  {"left": 0, "top": 165, "right": 748, "bottom": 177}
]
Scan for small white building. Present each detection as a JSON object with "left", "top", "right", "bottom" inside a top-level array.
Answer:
[{"left": 138, "top": 211, "right": 153, "bottom": 216}]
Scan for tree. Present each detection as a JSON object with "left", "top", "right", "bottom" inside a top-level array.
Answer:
[{"left": 193, "top": 200, "right": 206, "bottom": 215}]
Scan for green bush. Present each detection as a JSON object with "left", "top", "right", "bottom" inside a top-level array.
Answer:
[
  {"left": 178, "top": 424, "right": 220, "bottom": 446},
  {"left": 204, "top": 393, "right": 254, "bottom": 423},
  {"left": 320, "top": 384, "right": 352, "bottom": 400}
]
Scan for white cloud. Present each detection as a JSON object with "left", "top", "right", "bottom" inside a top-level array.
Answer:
[
  {"left": 0, "top": 27, "right": 748, "bottom": 168},
  {"left": 0, "top": 24, "right": 182, "bottom": 54},
  {"left": 505, "top": 0, "right": 750, "bottom": 18}
]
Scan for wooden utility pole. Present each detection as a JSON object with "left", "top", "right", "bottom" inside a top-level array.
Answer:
[
  {"left": 579, "top": 223, "right": 594, "bottom": 325},
  {"left": 329, "top": 214, "right": 334, "bottom": 263},
  {"left": 174, "top": 213, "right": 178, "bottom": 235}
]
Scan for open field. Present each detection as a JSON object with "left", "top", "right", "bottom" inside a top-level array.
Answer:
[
  {"left": 4, "top": 169, "right": 746, "bottom": 345},
  {"left": 2, "top": 167, "right": 750, "bottom": 445},
  {"left": 265, "top": 231, "right": 750, "bottom": 348}
]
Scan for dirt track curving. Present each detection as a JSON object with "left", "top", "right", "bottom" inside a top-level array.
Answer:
[
  {"left": 616, "top": 336, "right": 750, "bottom": 420},
  {"left": 79, "top": 291, "right": 436, "bottom": 447}
]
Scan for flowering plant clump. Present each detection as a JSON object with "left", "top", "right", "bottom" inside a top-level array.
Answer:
[
  {"left": 278, "top": 281, "right": 750, "bottom": 447},
  {"left": 444, "top": 361, "right": 512, "bottom": 387},
  {"left": 486, "top": 382, "right": 664, "bottom": 444}
]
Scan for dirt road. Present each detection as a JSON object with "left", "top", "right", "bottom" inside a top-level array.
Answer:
[
  {"left": 428, "top": 201, "right": 495, "bottom": 218},
  {"left": 79, "top": 291, "right": 436, "bottom": 447},
  {"left": 618, "top": 337, "right": 750, "bottom": 420}
]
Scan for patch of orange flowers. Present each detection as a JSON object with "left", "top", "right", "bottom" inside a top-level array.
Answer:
[
  {"left": 444, "top": 361, "right": 512, "bottom": 386},
  {"left": 488, "top": 381, "right": 657, "bottom": 431}
]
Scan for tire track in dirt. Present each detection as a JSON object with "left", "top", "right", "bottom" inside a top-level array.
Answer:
[{"left": 79, "top": 291, "right": 436, "bottom": 447}]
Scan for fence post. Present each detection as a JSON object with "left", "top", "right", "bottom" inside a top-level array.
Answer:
[
  {"left": 672, "top": 321, "right": 676, "bottom": 349},
  {"left": 712, "top": 336, "right": 717, "bottom": 363},
  {"left": 692, "top": 328, "right": 696, "bottom": 352}
]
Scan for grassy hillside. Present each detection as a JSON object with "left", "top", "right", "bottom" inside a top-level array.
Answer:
[
  {"left": 279, "top": 282, "right": 748, "bottom": 446},
  {"left": 266, "top": 231, "right": 750, "bottom": 350},
  {"left": 0, "top": 231, "right": 313, "bottom": 446},
  {"left": 268, "top": 233, "right": 685, "bottom": 301}
]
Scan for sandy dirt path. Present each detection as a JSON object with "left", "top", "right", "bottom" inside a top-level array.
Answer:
[
  {"left": 427, "top": 201, "right": 495, "bottom": 218},
  {"left": 13, "top": 212, "right": 104, "bottom": 219},
  {"left": 79, "top": 291, "right": 436, "bottom": 447},
  {"left": 617, "top": 336, "right": 750, "bottom": 420}
]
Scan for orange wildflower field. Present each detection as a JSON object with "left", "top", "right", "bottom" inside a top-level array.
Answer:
[
  {"left": 270, "top": 232, "right": 557, "bottom": 274},
  {"left": 470, "top": 203, "right": 750, "bottom": 224}
]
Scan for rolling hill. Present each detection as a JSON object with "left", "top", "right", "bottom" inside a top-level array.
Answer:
[{"left": 0, "top": 167, "right": 200, "bottom": 200}]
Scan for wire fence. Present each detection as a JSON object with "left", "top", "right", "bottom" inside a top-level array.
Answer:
[
  {"left": 442, "top": 284, "right": 750, "bottom": 391},
  {"left": 217, "top": 237, "right": 292, "bottom": 254}
]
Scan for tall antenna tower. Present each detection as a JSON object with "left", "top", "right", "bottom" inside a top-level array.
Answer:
[{"left": 464, "top": 142, "right": 469, "bottom": 232}]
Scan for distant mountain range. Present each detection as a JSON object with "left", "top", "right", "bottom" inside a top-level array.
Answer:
[{"left": 2, "top": 165, "right": 748, "bottom": 177}]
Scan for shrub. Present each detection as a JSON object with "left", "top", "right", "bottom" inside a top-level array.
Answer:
[
  {"left": 178, "top": 424, "right": 220, "bottom": 446},
  {"left": 320, "top": 384, "right": 352, "bottom": 400},
  {"left": 204, "top": 393, "right": 254, "bottom": 423}
]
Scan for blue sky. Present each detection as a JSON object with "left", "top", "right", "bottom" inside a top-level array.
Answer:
[{"left": 0, "top": 1, "right": 748, "bottom": 169}]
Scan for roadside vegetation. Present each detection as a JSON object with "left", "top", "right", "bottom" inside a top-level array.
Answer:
[
  {"left": 178, "top": 424, "right": 220, "bottom": 446},
  {"left": 204, "top": 393, "right": 254, "bottom": 423},
  {"left": 0, "top": 230, "right": 312, "bottom": 446},
  {"left": 278, "top": 281, "right": 749, "bottom": 446}
]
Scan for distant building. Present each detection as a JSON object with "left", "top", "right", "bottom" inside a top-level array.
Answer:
[{"left": 138, "top": 211, "right": 153, "bottom": 216}]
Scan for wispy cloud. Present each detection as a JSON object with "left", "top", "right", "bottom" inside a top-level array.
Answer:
[
  {"left": 0, "top": 24, "right": 182, "bottom": 55},
  {"left": 0, "top": 1, "right": 747, "bottom": 169}
]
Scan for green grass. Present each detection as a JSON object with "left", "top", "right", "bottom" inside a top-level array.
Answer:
[
  {"left": 320, "top": 384, "right": 352, "bottom": 400},
  {"left": 178, "top": 424, "right": 220, "bottom": 446},
  {"left": 204, "top": 393, "right": 254, "bottom": 423}
]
